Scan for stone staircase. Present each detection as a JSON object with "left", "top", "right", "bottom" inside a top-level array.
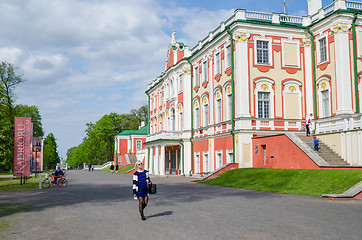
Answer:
[{"left": 299, "top": 136, "right": 349, "bottom": 166}]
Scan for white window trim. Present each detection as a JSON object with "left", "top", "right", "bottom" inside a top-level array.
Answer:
[
  {"left": 356, "top": 27, "right": 362, "bottom": 57},
  {"left": 225, "top": 42, "right": 232, "bottom": 70},
  {"left": 254, "top": 36, "right": 272, "bottom": 66},
  {"left": 254, "top": 78, "right": 275, "bottom": 119},
  {"left": 215, "top": 150, "right": 223, "bottom": 169},
  {"left": 178, "top": 73, "right": 183, "bottom": 93},
  {"left": 214, "top": 49, "right": 221, "bottom": 76},
  {"left": 136, "top": 140, "right": 142, "bottom": 150},
  {"left": 224, "top": 83, "right": 232, "bottom": 121},
  {"left": 203, "top": 152, "right": 209, "bottom": 173},
  {"left": 282, "top": 80, "right": 302, "bottom": 119},
  {"left": 194, "top": 99, "right": 200, "bottom": 129},
  {"left": 316, "top": 33, "right": 329, "bottom": 64},
  {"left": 202, "top": 96, "right": 209, "bottom": 127},
  {"left": 281, "top": 39, "right": 300, "bottom": 68},
  {"left": 194, "top": 66, "right": 199, "bottom": 87},
  {"left": 194, "top": 153, "right": 200, "bottom": 174},
  {"left": 226, "top": 150, "right": 233, "bottom": 164},
  {"left": 317, "top": 76, "right": 331, "bottom": 118},
  {"left": 203, "top": 60, "right": 208, "bottom": 83},
  {"left": 214, "top": 89, "right": 222, "bottom": 123}
]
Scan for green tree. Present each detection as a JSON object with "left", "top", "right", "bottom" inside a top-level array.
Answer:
[
  {"left": 0, "top": 62, "right": 25, "bottom": 171},
  {"left": 43, "top": 133, "right": 60, "bottom": 169},
  {"left": 15, "top": 104, "right": 44, "bottom": 137}
]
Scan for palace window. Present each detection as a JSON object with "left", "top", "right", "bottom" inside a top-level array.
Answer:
[
  {"left": 319, "top": 37, "right": 327, "bottom": 63},
  {"left": 321, "top": 90, "right": 330, "bottom": 117},
  {"left": 258, "top": 92, "right": 270, "bottom": 118},
  {"left": 194, "top": 66, "right": 199, "bottom": 87},
  {"left": 203, "top": 61, "right": 207, "bottom": 82},
  {"left": 215, "top": 93, "right": 222, "bottom": 123},
  {"left": 215, "top": 52, "right": 221, "bottom": 75},
  {"left": 226, "top": 45, "right": 231, "bottom": 69},
  {"left": 203, "top": 101, "right": 209, "bottom": 127},
  {"left": 136, "top": 140, "right": 142, "bottom": 150},
  {"left": 256, "top": 40, "right": 269, "bottom": 64},
  {"left": 178, "top": 74, "right": 183, "bottom": 92},
  {"left": 317, "top": 76, "right": 331, "bottom": 118}
]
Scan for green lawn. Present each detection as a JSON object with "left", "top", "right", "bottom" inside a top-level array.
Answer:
[
  {"left": 202, "top": 168, "right": 362, "bottom": 196},
  {"left": 0, "top": 176, "right": 41, "bottom": 191}
]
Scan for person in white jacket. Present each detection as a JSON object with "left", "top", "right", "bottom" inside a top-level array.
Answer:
[{"left": 306, "top": 113, "right": 313, "bottom": 136}]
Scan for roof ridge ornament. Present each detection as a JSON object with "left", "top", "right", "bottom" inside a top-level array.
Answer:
[{"left": 171, "top": 30, "right": 176, "bottom": 45}]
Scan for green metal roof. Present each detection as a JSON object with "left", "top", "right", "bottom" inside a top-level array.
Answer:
[{"left": 116, "top": 125, "right": 148, "bottom": 136}]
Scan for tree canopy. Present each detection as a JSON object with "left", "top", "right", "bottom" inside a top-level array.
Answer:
[
  {"left": 43, "top": 133, "right": 60, "bottom": 170},
  {"left": 66, "top": 106, "right": 148, "bottom": 168}
]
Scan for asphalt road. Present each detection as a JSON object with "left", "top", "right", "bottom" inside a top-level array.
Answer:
[{"left": 1, "top": 170, "right": 361, "bottom": 240}]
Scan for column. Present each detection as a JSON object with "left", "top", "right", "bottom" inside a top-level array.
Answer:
[
  {"left": 149, "top": 147, "right": 154, "bottom": 174},
  {"left": 154, "top": 146, "right": 159, "bottom": 175},
  {"left": 144, "top": 148, "right": 149, "bottom": 171},
  {"left": 160, "top": 145, "right": 165, "bottom": 175},
  {"left": 233, "top": 31, "right": 251, "bottom": 118},
  {"left": 332, "top": 23, "right": 354, "bottom": 115}
]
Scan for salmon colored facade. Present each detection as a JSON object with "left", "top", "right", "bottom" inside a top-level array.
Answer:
[{"left": 145, "top": 0, "right": 362, "bottom": 177}]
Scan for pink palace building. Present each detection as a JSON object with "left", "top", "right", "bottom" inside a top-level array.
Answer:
[{"left": 144, "top": 0, "right": 362, "bottom": 177}]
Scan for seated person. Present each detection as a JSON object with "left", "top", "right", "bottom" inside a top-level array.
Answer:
[
  {"left": 54, "top": 166, "right": 64, "bottom": 184},
  {"left": 110, "top": 164, "right": 114, "bottom": 172}
]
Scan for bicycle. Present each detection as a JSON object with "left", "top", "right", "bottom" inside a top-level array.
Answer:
[{"left": 43, "top": 173, "right": 68, "bottom": 188}]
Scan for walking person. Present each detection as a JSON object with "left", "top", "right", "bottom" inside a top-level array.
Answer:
[
  {"left": 133, "top": 160, "right": 150, "bottom": 220},
  {"left": 314, "top": 136, "right": 320, "bottom": 152},
  {"left": 306, "top": 113, "right": 313, "bottom": 136}
]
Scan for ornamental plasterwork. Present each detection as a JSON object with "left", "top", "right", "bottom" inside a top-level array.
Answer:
[
  {"left": 321, "top": 82, "right": 327, "bottom": 90},
  {"left": 233, "top": 31, "right": 250, "bottom": 42},
  {"left": 227, "top": 86, "right": 232, "bottom": 95},
  {"left": 183, "top": 66, "right": 191, "bottom": 75},
  {"left": 289, "top": 86, "right": 296, "bottom": 93},
  {"left": 261, "top": 84, "right": 269, "bottom": 91},
  {"left": 207, "top": 52, "right": 214, "bottom": 61},
  {"left": 302, "top": 38, "right": 312, "bottom": 47},
  {"left": 216, "top": 91, "right": 221, "bottom": 99},
  {"left": 330, "top": 22, "right": 351, "bottom": 34}
]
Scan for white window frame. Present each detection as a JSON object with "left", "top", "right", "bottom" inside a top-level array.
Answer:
[
  {"left": 178, "top": 74, "right": 183, "bottom": 93},
  {"left": 254, "top": 36, "right": 272, "bottom": 65},
  {"left": 215, "top": 90, "right": 222, "bottom": 123},
  {"left": 317, "top": 76, "right": 331, "bottom": 118},
  {"left": 215, "top": 150, "right": 223, "bottom": 169},
  {"left": 194, "top": 66, "right": 199, "bottom": 87},
  {"left": 254, "top": 79, "right": 275, "bottom": 119},
  {"left": 202, "top": 97, "right": 209, "bottom": 127},
  {"left": 316, "top": 34, "right": 329, "bottom": 64},
  {"left": 226, "top": 150, "right": 233, "bottom": 163},
  {"left": 203, "top": 61, "right": 208, "bottom": 82},
  {"left": 225, "top": 43, "right": 232, "bottom": 69},
  {"left": 215, "top": 50, "right": 221, "bottom": 75},
  {"left": 195, "top": 153, "right": 200, "bottom": 174},
  {"left": 225, "top": 84, "right": 232, "bottom": 121},
  {"left": 203, "top": 152, "right": 209, "bottom": 173},
  {"left": 194, "top": 100, "right": 200, "bottom": 129},
  {"left": 136, "top": 140, "right": 142, "bottom": 150}
]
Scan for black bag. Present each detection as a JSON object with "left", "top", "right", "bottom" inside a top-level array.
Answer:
[{"left": 148, "top": 182, "right": 157, "bottom": 194}]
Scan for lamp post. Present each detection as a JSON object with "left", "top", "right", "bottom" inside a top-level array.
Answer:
[{"left": 33, "top": 142, "right": 41, "bottom": 178}]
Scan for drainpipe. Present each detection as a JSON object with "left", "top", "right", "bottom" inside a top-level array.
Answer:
[
  {"left": 352, "top": 13, "right": 360, "bottom": 113},
  {"left": 186, "top": 57, "right": 194, "bottom": 176},
  {"left": 226, "top": 26, "right": 236, "bottom": 163},
  {"left": 307, "top": 27, "right": 318, "bottom": 124}
]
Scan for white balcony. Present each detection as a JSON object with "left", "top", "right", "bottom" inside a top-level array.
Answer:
[{"left": 316, "top": 114, "right": 362, "bottom": 134}]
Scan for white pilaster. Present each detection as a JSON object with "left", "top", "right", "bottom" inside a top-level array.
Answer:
[
  {"left": 160, "top": 145, "right": 165, "bottom": 175},
  {"left": 332, "top": 23, "right": 354, "bottom": 115},
  {"left": 303, "top": 38, "right": 314, "bottom": 117},
  {"left": 149, "top": 147, "right": 154, "bottom": 174},
  {"left": 233, "top": 31, "right": 251, "bottom": 118},
  {"left": 154, "top": 146, "right": 159, "bottom": 175},
  {"left": 144, "top": 148, "right": 149, "bottom": 171}
]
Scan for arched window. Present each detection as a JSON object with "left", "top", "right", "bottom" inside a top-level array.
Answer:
[
  {"left": 215, "top": 90, "right": 222, "bottom": 123},
  {"left": 254, "top": 78, "right": 275, "bottom": 119},
  {"left": 178, "top": 104, "right": 183, "bottom": 131},
  {"left": 202, "top": 96, "right": 209, "bottom": 127},
  {"left": 171, "top": 108, "right": 176, "bottom": 131},
  {"left": 224, "top": 84, "right": 232, "bottom": 120},
  {"left": 317, "top": 76, "right": 331, "bottom": 118},
  {"left": 194, "top": 99, "right": 200, "bottom": 129}
]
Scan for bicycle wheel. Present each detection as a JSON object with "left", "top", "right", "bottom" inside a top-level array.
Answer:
[
  {"left": 43, "top": 179, "right": 50, "bottom": 188},
  {"left": 59, "top": 178, "right": 68, "bottom": 188}
]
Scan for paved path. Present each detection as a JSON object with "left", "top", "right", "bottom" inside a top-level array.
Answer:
[{"left": 1, "top": 170, "right": 361, "bottom": 240}]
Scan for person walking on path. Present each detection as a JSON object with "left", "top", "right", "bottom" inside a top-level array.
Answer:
[
  {"left": 133, "top": 161, "right": 150, "bottom": 220},
  {"left": 306, "top": 113, "right": 313, "bottom": 136}
]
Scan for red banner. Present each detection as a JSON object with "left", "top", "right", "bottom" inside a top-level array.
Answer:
[{"left": 13, "top": 117, "right": 32, "bottom": 176}]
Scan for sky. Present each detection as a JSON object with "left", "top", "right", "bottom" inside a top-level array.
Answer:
[{"left": 0, "top": 0, "right": 336, "bottom": 160}]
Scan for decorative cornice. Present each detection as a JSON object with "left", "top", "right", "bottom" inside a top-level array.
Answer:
[
  {"left": 330, "top": 22, "right": 351, "bottom": 34},
  {"left": 233, "top": 31, "right": 250, "bottom": 42}
]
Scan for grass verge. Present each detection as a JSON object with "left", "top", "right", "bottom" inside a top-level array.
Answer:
[
  {"left": 0, "top": 176, "right": 41, "bottom": 191},
  {"left": 100, "top": 165, "right": 134, "bottom": 173},
  {"left": 202, "top": 168, "right": 362, "bottom": 196}
]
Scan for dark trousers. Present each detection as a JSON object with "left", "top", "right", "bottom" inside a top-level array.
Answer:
[{"left": 306, "top": 125, "right": 311, "bottom": 136}]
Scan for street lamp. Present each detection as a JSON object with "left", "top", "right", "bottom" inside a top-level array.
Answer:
[{"left": 33, "top": 142, "right": 41, "bottom": 178}]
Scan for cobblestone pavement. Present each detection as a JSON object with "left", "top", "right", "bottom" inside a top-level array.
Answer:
[{"left": 1, "top": 170, "right": 361, "bottom": 240}]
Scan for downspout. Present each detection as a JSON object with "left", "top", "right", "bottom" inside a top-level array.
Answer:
[
  {"left": 186, "top": 57, "right": 194, "bottom": 176},
  {"left": 226, "top": 26, "right": 236, "bottom": 163},
  {"left": 307, "top": 27, "right": 318, "bottom": 124},
  {"left": 352, "top": 13, "right": 360, "bottom": 113}
]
